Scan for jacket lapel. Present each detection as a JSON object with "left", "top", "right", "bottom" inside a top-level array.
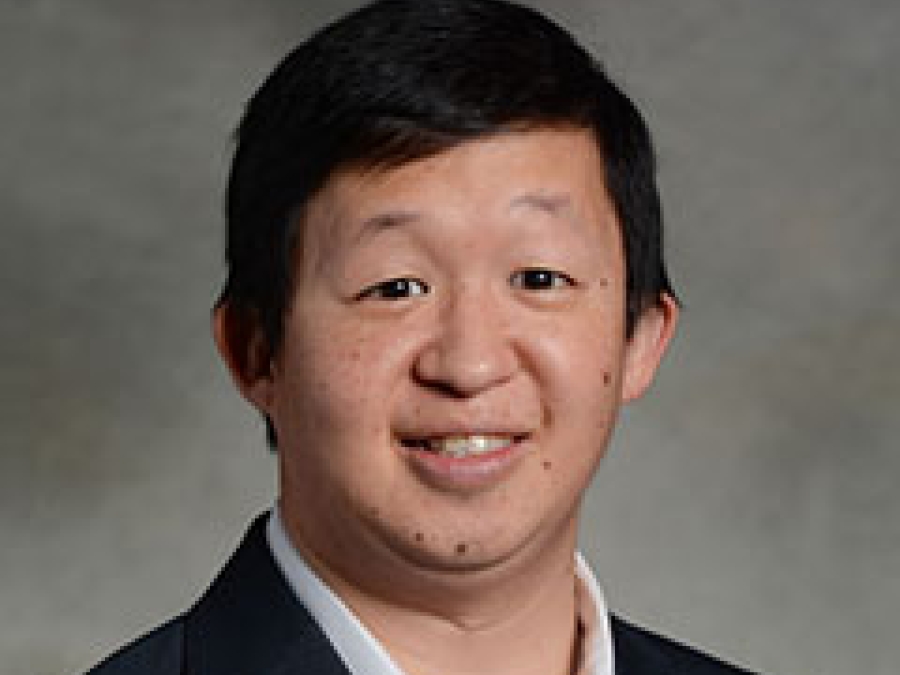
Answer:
[{"left": 183, "top": 514, "right": 352, "bottom": 675}]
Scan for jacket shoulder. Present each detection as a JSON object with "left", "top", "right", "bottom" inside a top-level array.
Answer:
[
  {"left": 86, "top": 617, "right": 185, "bottom": 675},
  {"left": 610, "top": 615, "right": 757, "bottom": 675}
]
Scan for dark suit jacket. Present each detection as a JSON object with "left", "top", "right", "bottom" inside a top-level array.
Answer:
[{"left": 87, "top": 515, "right": 755, "bottom": 675}]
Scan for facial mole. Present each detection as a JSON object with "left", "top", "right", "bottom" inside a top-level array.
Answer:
[
  {"left": 598, "top": 277, "right": 609, "bottom": 287},
  {"left": 414, "top": 532, "right": 424, "bottom": 543},
  {"left": 542, "top": 460, "right": 552, "bottom": 470},
  {"left": 603, "top": 372, "right": 611, "bottom": 386},
  {"left": 455, "top": 543, "right": 468, "bottom": 555}
]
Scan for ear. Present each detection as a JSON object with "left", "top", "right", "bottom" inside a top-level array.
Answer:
[
  {"left": 620, "top": 293, "right": 679, "bottom": 403},
  {"left": 212, "top": 302, "right": 276, "bottom": 414}
]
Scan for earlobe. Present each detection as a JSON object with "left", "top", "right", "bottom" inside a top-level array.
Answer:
[
  {"left": 620, "top": 293, "right": 679, "bottom": 403},
  {"left": 212, "top": 303, "right": 276, "bottom": 413}
]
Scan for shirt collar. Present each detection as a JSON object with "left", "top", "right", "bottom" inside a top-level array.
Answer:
[{"left": 267, "top": 507, "right": 613, "bottom": 675}]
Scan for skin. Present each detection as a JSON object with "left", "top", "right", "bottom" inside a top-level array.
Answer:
[{"left": 216, "top": 128, "right": 678, "bottom": 675}]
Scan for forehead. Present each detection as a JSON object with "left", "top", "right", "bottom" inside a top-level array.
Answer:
[{"left": 300, "top": 128, "right": 617, "bottom": 248}]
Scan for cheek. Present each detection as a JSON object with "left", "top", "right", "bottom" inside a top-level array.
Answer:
[
  {"left": 532, "top": 319, "right": 623, "bottom": 409},
  {"left": 272, "top": 325, "right": 399, "bottom": 508},
  {"left": 274, "top": 318, "right": 415, "bottom": 440},
  {"left": 280, "top": 350, "right": 368, "bottom": 437},
  {"left": 527, "top": 317, "right": 624, "bottom": 492}
]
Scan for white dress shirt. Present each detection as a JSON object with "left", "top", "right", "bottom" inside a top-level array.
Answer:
[{"left": 267, "top": 507, "right": 614, "bottom": 675}]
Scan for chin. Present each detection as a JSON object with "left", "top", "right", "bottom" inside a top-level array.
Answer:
[{"left": 371, "top": 502, "right": 577, "bottom": 579}]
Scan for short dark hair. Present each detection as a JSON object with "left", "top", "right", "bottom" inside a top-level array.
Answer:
[{"left": 219, "top": 0, "right": 676, "bottom": 445}]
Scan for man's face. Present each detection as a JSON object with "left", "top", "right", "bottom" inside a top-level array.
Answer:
[{"left": 236, "top": 128, "right": 673, "bottom": 583}]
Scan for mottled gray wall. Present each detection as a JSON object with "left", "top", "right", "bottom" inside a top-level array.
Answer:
[{"left": 2, "top": 1, "right": 897, "bottom": 674}]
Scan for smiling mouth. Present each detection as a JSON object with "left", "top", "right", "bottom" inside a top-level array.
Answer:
[{"left": 399, "top": 434, "right": 528, "bottom": 458}]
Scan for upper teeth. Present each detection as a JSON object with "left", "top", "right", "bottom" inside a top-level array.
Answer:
[{"left": 426, "top": 435, "right": 514, "bottom": 458}]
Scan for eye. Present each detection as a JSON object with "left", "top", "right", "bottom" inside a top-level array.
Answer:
[
  {"left": 357, "top": 277, "right": 430, "bottom": 300},
  {"left": 510, "top": 268, "right": 575, "bottom": 291}
]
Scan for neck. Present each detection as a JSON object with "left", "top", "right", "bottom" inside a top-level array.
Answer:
[
  {"left": 284, "top": 506, "right": 582, "bottom": 675},
  {"left": 351, "top": 544, "right": 581, "bottom": 675}
]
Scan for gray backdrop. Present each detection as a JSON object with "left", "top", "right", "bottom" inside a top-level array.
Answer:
[{"left": 2, "top": 1, "right": 898, "bottom": 674}]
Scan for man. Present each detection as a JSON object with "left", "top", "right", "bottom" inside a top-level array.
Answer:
[{"left": 88, "top": 1, "right": 757, "bottom": 673}]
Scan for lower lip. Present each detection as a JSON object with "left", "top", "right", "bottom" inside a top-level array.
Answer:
[{"left": 398, "top": 438, "right": 530, "bottom": 492}]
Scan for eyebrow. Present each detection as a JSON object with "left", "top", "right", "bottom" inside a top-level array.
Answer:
[
  {"left": 509, "top": 193, "right": 576, "bottom": 219},
  {"left": 353, "top": 192, "right": 579, "bottom": 243},
  {"left": 355, "top": 210, "right": 423, "bottom": 243}
]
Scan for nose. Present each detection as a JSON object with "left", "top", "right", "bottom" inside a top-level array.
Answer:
[{"left": 413, "top": 285, "right": 518, "bottom": 397}]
